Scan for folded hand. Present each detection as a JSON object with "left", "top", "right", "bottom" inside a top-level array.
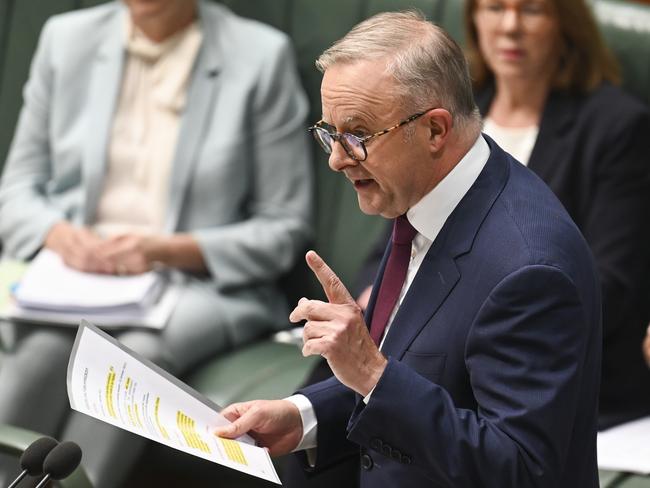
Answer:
[{"left": 44, "top": 221, "right": 113, "bottom": 274}]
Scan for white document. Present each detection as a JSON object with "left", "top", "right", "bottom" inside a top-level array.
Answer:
[
  {"left": 3, "top": 284, "right": 180, "bottom": 329},
  {"left": 0, "top": 251, "right": 180, "bottom": 329},
  {"left": 597, "top": 415, "right": 650, "bottom": 474},
  {"left": 15, "top": 249, "right": 161, "bottom": 312},
  {"left": 67, "top": 321, "right": 281, "bottom": 484}
]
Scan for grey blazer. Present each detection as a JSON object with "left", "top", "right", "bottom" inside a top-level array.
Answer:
[{"left": 0, "top": 0, "right": 312, "bottom": 303}]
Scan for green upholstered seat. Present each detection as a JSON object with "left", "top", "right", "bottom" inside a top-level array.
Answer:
[
  {"left": 599, "top": 469, "right": 650, "bottom": 488},
  {"left": 593, "top": 0, "right": 650, "bottom": 105},
  {"left": 186, "top": 341, "right": 320, "bottom": 407}
]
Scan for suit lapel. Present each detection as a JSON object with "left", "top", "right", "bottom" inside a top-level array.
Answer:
[
  {"left": 164, "top": 3, "right": 222, "bottom": 232},
  {"left": 475, "top": 85, "right": 578, "bottom": 183},
  {"left": 82, "top": 10, "right": 125, "bottom": 225},
  {"left": 380, "top": 139, "right": 510, "bottom": 358},
  {"left": 380, "top": 249, "right": 460, "bottom": 357},
  {"left": 527, "top": 91, "right": 577, "bottom": 182}
]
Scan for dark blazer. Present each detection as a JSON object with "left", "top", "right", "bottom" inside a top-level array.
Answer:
[
  {"left": 299, "top": 138, "right": 602, "bottom": 488},
  {"left": 477, "top": 83, "right": 650, "bottom": 428}
]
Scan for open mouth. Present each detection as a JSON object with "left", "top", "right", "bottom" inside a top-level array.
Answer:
[{"left": 353, "top": 179, "right": 374, "bottom": 189}]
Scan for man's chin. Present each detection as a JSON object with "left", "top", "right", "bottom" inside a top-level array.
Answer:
[{"left": 357, "top": 197, "right": 399, "bottom": 219}]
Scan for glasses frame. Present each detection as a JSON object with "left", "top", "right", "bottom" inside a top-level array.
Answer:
[
  {"left": 475, "top": 1, "right": 553, "bottom": 28},
  {"left": 308, "top": 107, "right": 436, "bottom": 162}
]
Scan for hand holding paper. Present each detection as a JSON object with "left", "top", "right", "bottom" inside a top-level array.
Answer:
[
  {"left": 215, "top": 400, "right": 303, "bottom": 457},
  {"left": 67, "top": 321, "right": 280, "bottom": 484}
]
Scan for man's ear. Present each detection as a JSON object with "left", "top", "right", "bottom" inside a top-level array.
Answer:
[{"left": 425, "top": 109, "right": 453, "bottom": 152}]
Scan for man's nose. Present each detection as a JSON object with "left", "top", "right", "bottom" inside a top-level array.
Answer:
[{"left": 328, "top": 140, "right": 358, "bottom": 172}]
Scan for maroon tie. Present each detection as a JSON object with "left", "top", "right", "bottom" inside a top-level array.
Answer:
[{"left": 369, "top": 215, "right": 418, "bottom": 345}]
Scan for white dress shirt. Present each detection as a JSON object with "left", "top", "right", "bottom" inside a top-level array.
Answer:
[
  {"left": 94, "top": 16, "right": 202, "bottom": 237},
  {"left": 287, "top": 134, "right": 491, "bottom": 453}
]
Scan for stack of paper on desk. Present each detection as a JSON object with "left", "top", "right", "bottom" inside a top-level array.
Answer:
[{"left": 0, "top": 249, "right": 179, "bottom": 329}]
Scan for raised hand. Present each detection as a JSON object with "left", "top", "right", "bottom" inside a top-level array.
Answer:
[{"left": 290, "top": 250, "right": 387, "bottom": 396}]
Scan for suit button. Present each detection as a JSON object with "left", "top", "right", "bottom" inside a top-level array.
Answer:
[
  {"left": 403, "top": 455, "right": 412, "bottom": 465},
  {"left": 361, "top": 453, "right": 374, "bottom": 470},
  {"left": 370, "top": 438, "right": 382, "bottom": 451}
]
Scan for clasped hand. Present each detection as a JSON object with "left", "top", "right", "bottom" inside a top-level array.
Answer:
[
  {"left": 214, "top": 251, "right": 387, "bottom": 456},
  {"left": 44, "top": 222, "right": 157, "bottom": 275}
]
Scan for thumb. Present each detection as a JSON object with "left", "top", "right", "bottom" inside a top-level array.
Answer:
[
  {"left": 305, "top": 250, "right": 354, "bottom": 305},
  {"left": 214, "top": 408, "right": 259, "bottom": 439}
]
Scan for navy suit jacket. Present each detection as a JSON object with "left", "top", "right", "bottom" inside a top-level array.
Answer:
[
  {"left": 298, "top": 137, "right": 602, "bottom": 488},
  {"left": 477, "top": 84, "right": 650, "bottom": 428}
]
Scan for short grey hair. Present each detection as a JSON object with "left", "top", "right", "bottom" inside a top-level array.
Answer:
[{"left": 316, "top": 10, "right": 481, "bottom": 133}]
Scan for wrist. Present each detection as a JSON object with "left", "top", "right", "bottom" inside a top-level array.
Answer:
[
  {"left": 44, "top": 221, "right": 71, "bottom": 251},
  {"left": 359, "top": 354, "right": 388, "bottom": 397},
  {"left": 144, "top": 236, "right": 171, "bottom": 267}
]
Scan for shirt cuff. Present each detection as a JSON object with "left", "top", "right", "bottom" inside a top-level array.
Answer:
[
  {"left": 285, "top": 394, "right": 318, "bottom": 450},
  {"left": 363, "top": 384, "right": 377, "bottom": 404}
]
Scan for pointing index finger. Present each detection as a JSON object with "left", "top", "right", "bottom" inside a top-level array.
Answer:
[{"left": 305, "top": 250, "right": 354, "bottom": 305}]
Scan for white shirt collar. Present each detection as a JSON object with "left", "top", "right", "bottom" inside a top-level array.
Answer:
[{"left": 407, "top": 135, "right": 490, "bottom": 242}]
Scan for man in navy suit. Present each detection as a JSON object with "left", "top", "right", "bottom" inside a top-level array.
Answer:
[{"left": 215, "top": 11, "right": 601, "bottom": 487}]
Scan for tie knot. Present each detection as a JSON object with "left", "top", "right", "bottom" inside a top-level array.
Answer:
[{"left": 393, "top": 215, "right": 418, "bottom": 245}]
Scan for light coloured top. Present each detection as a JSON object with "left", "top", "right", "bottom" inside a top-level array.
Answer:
[
  {"left": 287, "top": 135, "right": 491, "bottom": 453},
  {"left": 93, "top": 16, "right": 202, "bottom": 237},
  {"left": 483, "top": 117, "right": 539, "bottom": 166}
]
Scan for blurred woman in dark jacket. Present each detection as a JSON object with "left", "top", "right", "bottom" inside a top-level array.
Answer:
[{"left": 465, "top": 0, "right": 650, "bottom": 429}]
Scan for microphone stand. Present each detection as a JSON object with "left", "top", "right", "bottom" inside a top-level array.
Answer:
[
  {"left": 6, "top": 470, "right": 27, "bottom": 488},
  {"left": 34, "top": 474, "right": 51, "bottom": 488}
]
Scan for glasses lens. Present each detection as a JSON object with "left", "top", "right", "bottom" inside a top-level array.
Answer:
[
  {"left": 312, "top": 128, "right": 333, "bottom": 155},
  {"left": 342, "top": 134, "right": 366, "bottom": 161}
]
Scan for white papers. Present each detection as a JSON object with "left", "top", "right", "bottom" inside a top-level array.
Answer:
[
  {"left": 4, "top": 285, "right": 180, "bottom": 329},
  {"left": 0, "top": 251, "right": 179, "bottom": 329},
  {"left": 67, "top": 321, "right": 281, "bottom": 484},
  {"left": 15, "top": 249, "right": 161, "bottom": 312},
  {"left": 597, "top": 416, "right": 650, "bottom": 474}
]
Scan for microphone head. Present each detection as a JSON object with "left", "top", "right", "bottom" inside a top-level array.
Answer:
[
  {"left": 19, "top": 437, "right": 59, "bottom": 475},
  {"left": 42, "top": 441, "right": 82, "bottom": 480}
]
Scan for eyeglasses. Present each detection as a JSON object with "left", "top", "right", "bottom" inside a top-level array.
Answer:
[
  {"left": 476, "top": 1, "right": 552, "bottom": 27},
  {"left": 308, "top": 108, "right": 436, "bottom": 162}
]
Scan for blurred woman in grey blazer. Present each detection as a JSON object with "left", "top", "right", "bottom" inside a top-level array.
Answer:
[{"left": 0, "top": 0, "right": 312, "bottom": 485}]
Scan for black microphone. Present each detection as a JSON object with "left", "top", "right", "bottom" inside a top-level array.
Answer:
[
  {"left": 6, "top": 437, "right": 59, "bottom": 488},
  {"left": 34, "top": 441, "right": 82, "bottom": 488}
]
